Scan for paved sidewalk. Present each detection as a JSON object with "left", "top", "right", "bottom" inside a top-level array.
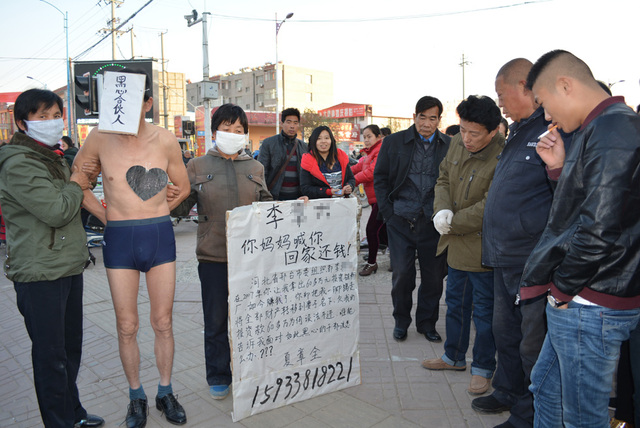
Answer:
[{"left": 0, "top": 206, "right": 509, "bottom": 427}]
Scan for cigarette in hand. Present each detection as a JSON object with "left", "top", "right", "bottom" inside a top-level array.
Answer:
[{"left": 538, "top": 124, "right": 558, "bottom": 140}]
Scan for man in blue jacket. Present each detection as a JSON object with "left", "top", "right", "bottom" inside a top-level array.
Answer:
[
  {"left": 374, "top": 96, "right": 450, "bottom": 343},
  {"left": 471, "top": 59, "right": 562, "bottom": 428}
]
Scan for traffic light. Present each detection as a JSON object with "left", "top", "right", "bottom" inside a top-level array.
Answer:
[
  {"left": 75, "top": 72, "right": 99, "bottom": 116},
  {"left": 183, "top": 120, "right": 195, "bottom": 136}
]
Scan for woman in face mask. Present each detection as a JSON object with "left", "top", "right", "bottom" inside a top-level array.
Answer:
[{"left": 171, "top": 103, "right": 273, "bottom": 401}]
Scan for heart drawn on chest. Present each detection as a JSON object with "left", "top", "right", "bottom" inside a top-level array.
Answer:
[{"left": 126, "top": 165, "right": 169, "bottom": 201}]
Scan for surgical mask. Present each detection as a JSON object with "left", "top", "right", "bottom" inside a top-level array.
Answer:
[
  {"left": 215, "top": 130, "right": 247, "bottom": 155},
  {"left": 24, "top": 118, "right": 64, "bottom": 147}
]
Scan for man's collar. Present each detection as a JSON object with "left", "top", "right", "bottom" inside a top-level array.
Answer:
[{"left": 579, "top": 96, "right": 626, "bottom": 131}]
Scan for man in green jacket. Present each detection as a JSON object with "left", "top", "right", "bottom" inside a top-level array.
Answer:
[
  {"left": 422, "top": 95, "right": 504, "bottom": 396},
  {"left": 0, "top": 89, "right": 103, "bottom": 427}
]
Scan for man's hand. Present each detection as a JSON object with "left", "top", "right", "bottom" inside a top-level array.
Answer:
[
  {"left": 70, "top": 166, "right": 90, "bottom": 190},
  {"left": 536, "top": 125, "right": 565, "bottom": 170},
  {"left": 81, "top": 159, "right": 101, "bottom": 181},
  {"left": 297, "top": 195, "right": 309, "bottom": 203},
  {"left": 166, "top": 183, "right": 181, "bottom": 202},
  {"left": 433, "top": 209, "right": 453, "bottom": 235}
]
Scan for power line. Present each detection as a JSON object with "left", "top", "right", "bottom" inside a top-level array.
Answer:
[{"left": 207, "top": 1, "right": 549, "bottom": 23}]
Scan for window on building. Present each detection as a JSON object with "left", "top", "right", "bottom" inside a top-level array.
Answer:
[
  {"left": 221, "top": 81, "right": 229, "bottom": 90},
  {"left": 256, "top": 75, "right": 264, "bottom": 86},
  {"left": 265, "top": 71, "right": 276, "bottom": 82},
  {"left": 235, "top": 96, "right": 242, "bottom": 104},
  {"left": 236, "top": 80, "right": 242, "bottom": 91},
  {"left": 256, "top": 93, "right": 264, "bottom": 106},
  {"left": 245, "top": 87, "right": 250, "bottom": 93},
  {"left": 266, "top": 89, "right": 276, "bottom": 99},
  {"left": 306, "top": 92, "right": 313, "bottom": 102},
  {"left": 246, "top": 104, "right": 251, "bottom": 110},
  {"left": 305, "top": 74, "right": 313, "bottom": 84}
]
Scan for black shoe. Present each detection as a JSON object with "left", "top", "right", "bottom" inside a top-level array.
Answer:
[
  {"left": 156, "top": 393, "right": 187, "bottom": 425},
  {"left": 423, "top": 329, "right": 442, "bottom": 342},
  {"left": 393, "top": 327, "right": 407, "bottom": 341},
  {"left": 471, "top": 395, "right": 511, "bottom": 414},
  {"left": 125, "top": 398, "right": 148, "bottom": 428},
  {"left": 74, "top": 414, "right": 105, "bottom": 427}
]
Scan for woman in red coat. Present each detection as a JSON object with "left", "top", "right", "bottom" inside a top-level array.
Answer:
[{"left": 351, "top": 125, "right": 387, "bottom": 276}]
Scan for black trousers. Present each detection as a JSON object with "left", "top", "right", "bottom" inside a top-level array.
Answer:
[
  {"left": 386, "top": 214, "right": 447, "bottom": 332},
  {"left": 14, "top": 274, "right": 87, "bottom": 428},
  {"left": 491, "top": 267, "right": 547, "bottom": 428},
  {"left": 198, "top": 262, "right": 232, "bottom": 386}
]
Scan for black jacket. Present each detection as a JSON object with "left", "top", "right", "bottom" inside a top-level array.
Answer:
[
  {"left": 374, "top": 125, "right": 450, "bottom": 222},
  {"left": 299, "top": 149, "right": 355, "bottom": 199},
  {"left": 257, "top": 132, "right": 308, "bottom": 199},
  {"left": 482, "top": 107, "right": 555, "bottom": 268},
  {"left": 520, "top": 99, "right": 640, "bottom": 309}
]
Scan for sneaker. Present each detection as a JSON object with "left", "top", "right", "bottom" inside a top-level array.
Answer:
[
  {"left": 421, "top": 358, "right": 466, "bottom": 371},
  {"left": 468, "top": 375, "right": 490, "bottom": 395},
  {"left": 471, "top": 394, "right": 511, "bottom": 414},
  {"left": 210, "top": 384, "right": 230, "bottom": 400},
  {"left": 125, "top": 398, "right": 148, "bottom": 428},
  {"left": 155, "top": 393, "right": 187, "bottom": 425}
]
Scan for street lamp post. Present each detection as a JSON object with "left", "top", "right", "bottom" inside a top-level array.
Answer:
[
  {"left": 27, "top": 76, "right": 48, "bottom": 89},
  {"left": 275, "top": 12, "right": 293, "bottom": 135},
  {"left": 39, "top": 0, "right": 72, "bottom": 141}
]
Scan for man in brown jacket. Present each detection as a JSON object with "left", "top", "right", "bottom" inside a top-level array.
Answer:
[{"left": 422, "top": 96, "right": 504, "bottom": 396}]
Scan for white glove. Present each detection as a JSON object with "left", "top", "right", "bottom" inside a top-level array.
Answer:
[{"left": 433, "top": 209, "right": 453, "bottom": 235}]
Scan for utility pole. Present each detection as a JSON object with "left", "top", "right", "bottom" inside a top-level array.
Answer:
[
  {"left": 99, "top": 0, "right": 125, "bottom": 60},
  {"left": 129, "top": 27, "right": 135, "bottom": 59},
  {"left": 459, "top": 53, "right": 471, "bottom": 100},
  {"left": 160, "top": 31, "right": 169, "bottom": 129}
]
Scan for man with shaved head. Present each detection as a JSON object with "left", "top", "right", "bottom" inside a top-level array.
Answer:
[
  {"left": 519, "top": 49, "right": 640, "bottom": 428},
  {"left": 471, "top": 58, "right": 564, "bottom": 428}
]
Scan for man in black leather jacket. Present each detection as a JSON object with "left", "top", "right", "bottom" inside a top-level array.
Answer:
[
  {"left": 374, "top": 96, "right": 450, "bottom": 343},
  {"left": 521, "top": 49, "right": 640, "bottom": 428}
]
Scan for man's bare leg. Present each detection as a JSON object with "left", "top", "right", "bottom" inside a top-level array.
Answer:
[
  {"left": 106, "top": 268, "right": 143, "bottom": 388},
  {"left": 145, "top": 261, "right": 177, "bottom": 386}
]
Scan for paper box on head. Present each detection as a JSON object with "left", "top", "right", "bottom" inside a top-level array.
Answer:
[{"left": 98, "top": 71, "right": 146, "bottom": 136}]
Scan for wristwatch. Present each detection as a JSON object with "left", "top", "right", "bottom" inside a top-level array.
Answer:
[{"left": 547, "top": 294, "right": 569, "bottom": 308}]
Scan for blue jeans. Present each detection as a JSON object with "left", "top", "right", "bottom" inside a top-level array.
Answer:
[
  {"left": 199, "top": 262, "right": 232, "bottom": 387},
  {"left": 442, "top": 267, "right": 496, "bottom": 378},
  {"left": 530, "top": 301, "right": 640, "bottom": 428}
]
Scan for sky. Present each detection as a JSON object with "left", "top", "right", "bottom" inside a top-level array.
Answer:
[{"left": 1, "top": 0, "right": 639, "bottom": 118}]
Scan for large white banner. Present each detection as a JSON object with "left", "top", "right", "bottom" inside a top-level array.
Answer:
[{"left": 227, "top": 198, "right": 361, "bottom": 421}]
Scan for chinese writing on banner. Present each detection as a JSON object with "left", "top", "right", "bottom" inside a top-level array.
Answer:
[
  {"left": 98, "top": 71, "right": 145, "bottom": 136},
  {"left": 226, "top": 198, "right": 361, "bottom": 421}
]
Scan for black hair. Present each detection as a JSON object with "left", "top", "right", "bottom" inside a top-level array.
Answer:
[
  {"left": 362, "top": 124, "right": 381, "bottom": 137},
  {"left": 122, "top": 67, "right": 152, "bottom": 101},
  {"left": 308, "top": 125, "right": 337, "bottom": 168},
  {"left": 415, "top": 96, "right": 443, "bottom": 116},
  {"left": 500, "top": 117, "right": 509, "bottom": 137},
  {"left": 14, "top": 89, "right": 63, "bottom": 132},
  {"left": 61, "top": 135, "right": 74, "bottom": 148},
  {"left": 280, "top": 107, "right": 301, "bottom": 123},
  {"left": 380, "top": 127, "right": 392, "bottom": 136},
  {"left": 637, "top": 104, "right": 640, "bottom": 114},
  {"left": 526, "top": 49, "right": 595, "bottom": 91},
  {"left": 445, "top": 125, "right": 460, "bottom": 136},
  {"left": 211, "top": 103, "right": 249, "bottom": 133},
  {"left": 456, "top": 95, "right": 501, "bottom": 132}
]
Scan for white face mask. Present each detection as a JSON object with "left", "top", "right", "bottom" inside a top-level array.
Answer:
[
  {"left": 24, "top": 118, "right": 64, "bottom": 147},
  {"left": 215, "top": 130, "right": 247, "bottom": 155}
]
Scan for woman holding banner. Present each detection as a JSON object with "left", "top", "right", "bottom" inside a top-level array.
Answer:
[
  {"left": 300, "top": 126, "right": 355, "bottom": 200},
  {"left": 171, "top": 104, "right": 273, "bottom": 400}
]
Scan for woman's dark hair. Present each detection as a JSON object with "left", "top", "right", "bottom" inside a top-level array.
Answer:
[
  {"left": 61, "top": 135, "right": 74, "bottom": 148},
  {"left": 362, "top": 124, "right": 381, "bottom": 137},
  {"left": 211, "top": 103, "right": 248, "bottom": 133},
  {"left": 14, "top": 89, "right": 63, "bottom": 132},
  {"left": 308, "top": 125, "right": 337, "bottom": 168}
]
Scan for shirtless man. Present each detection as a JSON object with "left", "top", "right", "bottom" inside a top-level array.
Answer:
[{"left": 75, "top": 69, "right": 190, "bottom": 428}]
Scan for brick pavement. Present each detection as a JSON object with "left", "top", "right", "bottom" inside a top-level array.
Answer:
[{"left": 0, "top": 206, "right": 509, "bottom": 427}]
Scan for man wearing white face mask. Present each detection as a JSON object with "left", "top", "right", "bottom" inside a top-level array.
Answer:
[
  {"left": 0, "top": 89, "right": 105, "bottom": 427},
  {"left": 172, "top": 103, "right": 273, "bottom": 400}
]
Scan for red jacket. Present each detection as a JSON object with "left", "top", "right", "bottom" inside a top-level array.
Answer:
[
  {"left": 350, "top": 139, "right": 382, "bottom": 204},
  {"left": 300, "top": 149, "right": 355, "bottom": 199}
]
